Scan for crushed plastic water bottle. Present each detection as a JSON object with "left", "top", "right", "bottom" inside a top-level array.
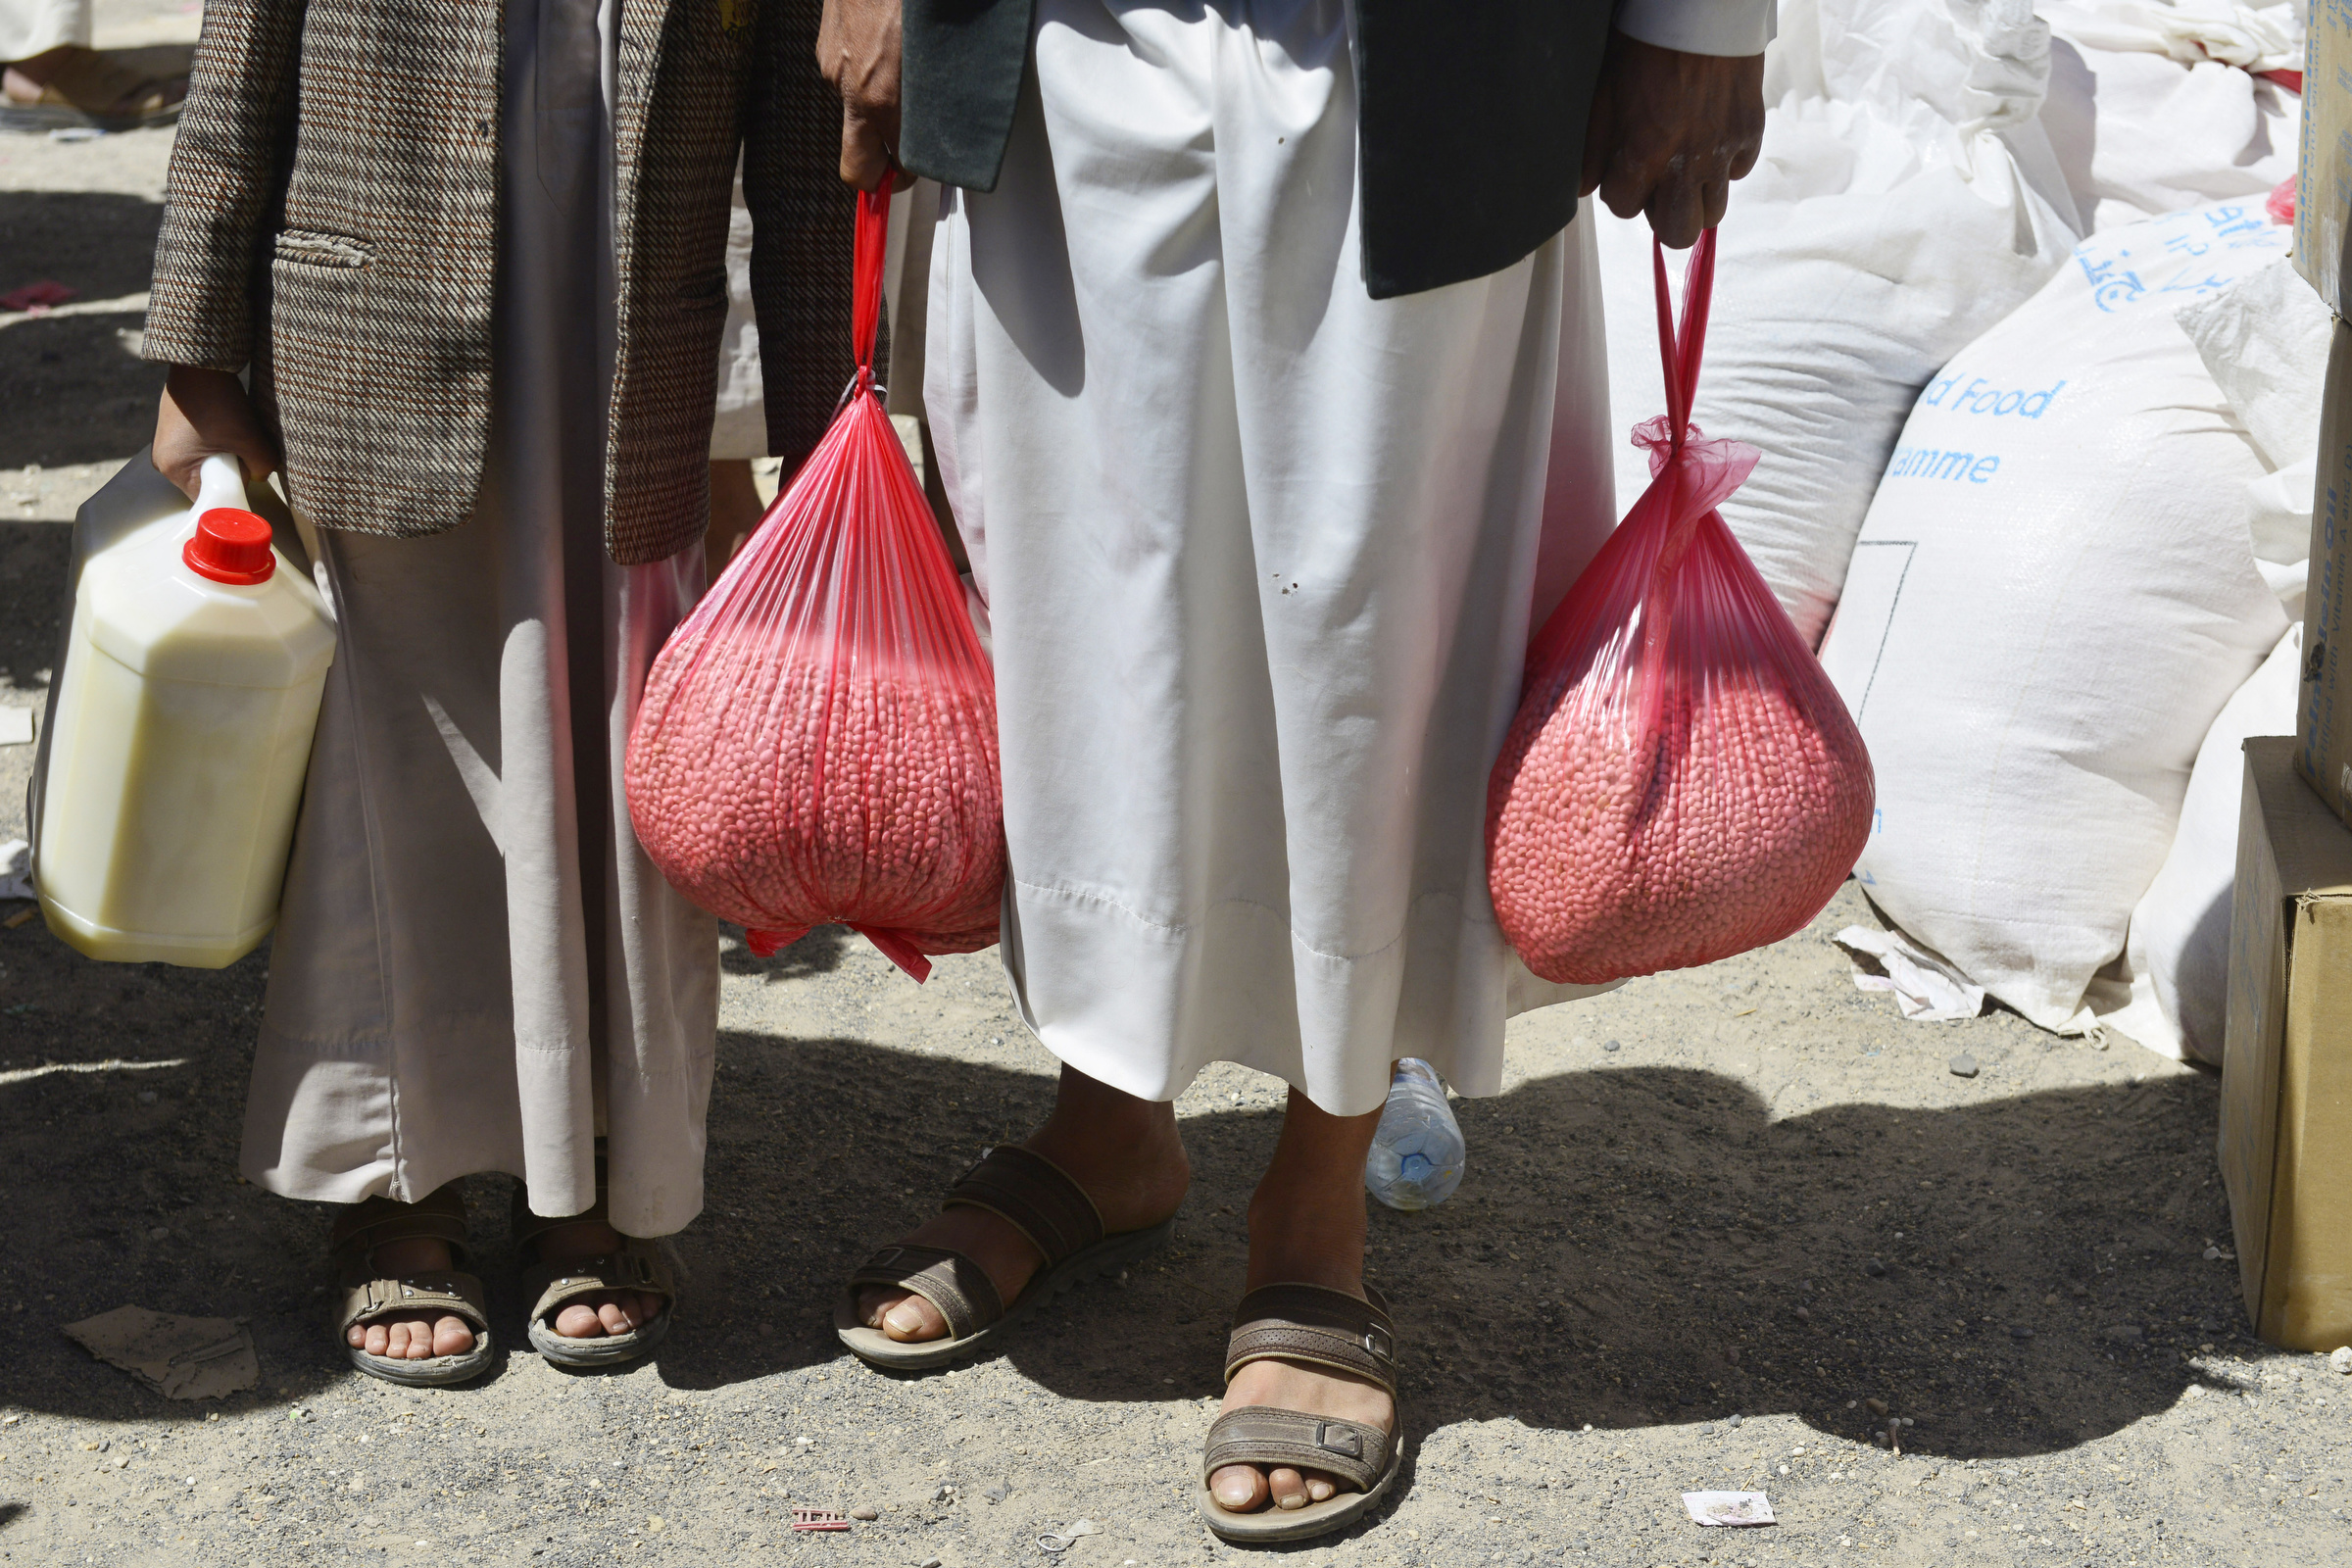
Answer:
[{"left": 1364, "top": 1058, "right": 1464, "bottom": 1210}]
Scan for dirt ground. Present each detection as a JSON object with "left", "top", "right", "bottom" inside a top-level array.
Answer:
[{"left": 6, "top": 25, "right": 2352, "bottom": 1568}]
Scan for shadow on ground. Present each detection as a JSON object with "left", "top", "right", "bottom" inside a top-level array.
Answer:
[{"left": 0, "top": 906, "right": 2247, "bottom": 1469}]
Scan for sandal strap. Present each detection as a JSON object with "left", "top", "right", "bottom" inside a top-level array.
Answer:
[
  {"left": 527, "top": 1239, "right": 675, "bottom": 1324},
  {"left": 847, "top": 1243, "right": 1004, "bottom": 1340},
  {"left": 1202, "top": 1405, "right": 1392, "bottom": 1494},
  {"left": 1223, "top": 1282, "right": 1397, "bottom": 1396},
  {"left": 340, "top": 1270, "right": 490, "bottom": 1337},
  {"left": 941, "top": 1146, "right": 1103, "bottom": 1270},
  {"left": 330, "top": 1185, "right": 471, "bottom": 1272}
]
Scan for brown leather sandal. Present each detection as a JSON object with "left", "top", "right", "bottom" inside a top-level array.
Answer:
[
  {"left": 1199, "top": 1282, "right": 1405, "bottom": 1543},
  {"left": 513, "top": 1180, "right": 676, "bottom": 1368},
  {"left": 833, "top": 1144, "right": 1178, "bottom": 1370},
  {"left": 332, "top": 1185, "right": 495, "bottom": 1388}
]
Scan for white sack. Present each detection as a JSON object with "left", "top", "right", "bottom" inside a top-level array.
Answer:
[
  {"left": 1597, "top": 0, "right": 2079, "bottom": 649},
  {"left": 2177, "top": 257, "right": 2331, "bottom": 618},
  {"left": 2037, "top": 0, "right": 2300, "bottom": 233},
  {"left": 710, "top": 168, "right": 767, "bottom": 462},
  {"left": 2114, "top": 625, "right": 2302, "bottom": 1063},
  {"left": 1818, "top": 200, "right": 2295, "bottom": 1033}
]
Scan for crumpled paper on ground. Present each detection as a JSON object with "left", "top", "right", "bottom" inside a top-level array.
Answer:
[
  {"left": 1833, "top": 926, "right": 1986, "bottom": 1022},
  {"left": 1683, "top": 1490, "right": 1778, "bottom": 1527},
  {"left": 63, "top": 1306, "right": 258, "bottom": 1399}
]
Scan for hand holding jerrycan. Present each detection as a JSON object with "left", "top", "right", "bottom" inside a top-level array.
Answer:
[{"left": 36, "top": 454, "right": 336, "bottom": 966}]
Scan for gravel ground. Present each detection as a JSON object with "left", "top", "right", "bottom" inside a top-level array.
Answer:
[
  {"left": 4, "top": 863, "right": 2347, "bottom": 1568},
  {"left": 6, "top": 40, "right": 2352, "bottom": 1568}
]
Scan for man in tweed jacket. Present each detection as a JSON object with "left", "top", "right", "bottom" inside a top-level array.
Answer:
[
  {"left": 131, "top": 0, "right": 868, "bottom": 1381},
  {"left": 145, "top": 0, "right": 853, "bottom": 564}
]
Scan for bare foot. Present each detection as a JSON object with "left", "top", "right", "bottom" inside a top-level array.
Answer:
[
  {"left": 530, "top": 1219, "right": 666, "bottom": 1338},
  {"left": 344, "top": 1235, "right": 476, "bottom": 1360},
  {"left": 1206, "top": 1087, "right": 1395, "bottom": 1515},
  {"left": 856, "top": 1064, "right": 1190, "bottom": 1342}
]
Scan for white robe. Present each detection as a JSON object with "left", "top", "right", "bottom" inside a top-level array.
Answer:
[
  {"left": 926, "top": 0, "right": 1623, "bottom": 1117},
  {"left": 240, "top": 0, "right": 716, "bottom": 1237}
]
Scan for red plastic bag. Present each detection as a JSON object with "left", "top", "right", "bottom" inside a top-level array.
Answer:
[
  {"left": 625, "top": 174, "right": 1004, "bottom": 983},
  {"left": 1486, "top": 230, "right": 1873, "bottom": 985}
]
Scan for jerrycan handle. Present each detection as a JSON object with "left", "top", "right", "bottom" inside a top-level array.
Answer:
[{"left": 191, "top": 453, "right": 248, "bottom": 518}]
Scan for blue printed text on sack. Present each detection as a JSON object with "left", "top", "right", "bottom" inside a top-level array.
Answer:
[
  {"left": 1885, "top": 447, "right": 1999, "bottom": 484},
  {"left": 1918, "top": 375, "right": 2065, "bottom": 418}
]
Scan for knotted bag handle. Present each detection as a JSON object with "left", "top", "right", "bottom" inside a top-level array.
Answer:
[
  {"left": 850, "top": 170, "right": 895, "bottom": 392},
  {"left": 1651, "top": 226, "right": 1718, "bottom": 460}
]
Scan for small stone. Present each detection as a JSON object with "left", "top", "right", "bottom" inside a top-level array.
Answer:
[
  {"left": 1873, "top": 1430, "right": 1890, "bottom": 1448},
  {"left": 2009, "top": 1325, "right": 2034, "bottom": 1341},
  {"left": 147, "top": 1226, "right": 170, "bottom": 1241},
  {"left": 137, "top": 1091, "right": 158, "bottom": 1104},
  {"left": 1728, "top": 1412, "right": 1742, "bottom": 1428},
  {"left": 2329, "top": 1347, "right": 2352, "bottom": 1376},
  {"left": 1602, "top": 1040, "right": 1621, "bottom": 1053},
  {"left": 2069, "top": 1284, "right": 2088, "bottom": 1298},
  {"left": 2103, "top": 1324, "right": 2145, "bottom": 1347},
  {"left": 1865, "top": 1397, "right": 1888, "bottom": 1416},
  {"left": 849, "top": 1505, "right": 879, "bottom": 1521},
  {"left": 1793, "top": 1305, "right": 1811, "bottom": 1323},
  {"left": 1863, "top": 1258, "right": 1887, "bottom": 1278},
  {"left": 2202, "top": 1245, "right": 2224, "bottom": 1261},
  {"left": 983, "top": 1481, "right": 1011, "bottom": 1504},
  {"left": 1948, "top": 1054, "right": 1979, "bottom": 1079},
  {"left": 919, "top": 1558, "right": 943, "bottom": 1568}
]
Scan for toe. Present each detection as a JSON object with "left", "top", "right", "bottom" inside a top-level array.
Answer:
[
  {"left": 597, "top": 1298, "right": 636, "bottom": 1335},
  {"left": 1303, "top": 1472, "right": 1337, "bottom": 1502},
  {"left": 1268, "top": 1465, "right": 1310, "bottom": 1510},
  {"left": 858, "top": 1286, "right": 906, "bottom": 1331},
  {"left": 881, "top": 1293, "right": 949, "bottom": 1343},
  {"left": 363, "top": 1322, "right": 390, "bottom": 1358},
  {"left": 431, "top": 1315, "right": 474, "bottom": 1358},
  {"left": 1208, "top": 1463, "right": 1269, "bottom": 1513},
  {"left": 347, "top": 1322, "right": 368, "bottom": 1348},
  {"left": 637, "top": 1291, "right": 664, "bottom": 1322},
  {"left": 555, "top": 1302, "right": 606, "bottom": 1338}
]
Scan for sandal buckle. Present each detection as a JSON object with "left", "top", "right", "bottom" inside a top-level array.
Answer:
[
  {"left": 1314, "top": 1422, "right": 1362, "bottom": 1459},
  {"left": 1363, "top": 1325, "right": 1393, "bottom": 1362}
]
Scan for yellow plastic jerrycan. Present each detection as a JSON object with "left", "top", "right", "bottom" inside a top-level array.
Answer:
[{"left": 36, "top": 455, "right": 336, "bottom": 966}]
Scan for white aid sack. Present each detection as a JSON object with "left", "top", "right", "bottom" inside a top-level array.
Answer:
[
  {"left": 2113, "top": 627, "right": 2302, "bottom": 1063},
  {"left": 2105, "top": 257, "right": 2329, "bottom": 1062},
  {"left": 2036, "top": 0, "right": 2302, "bottom": 234},
  {"left": 1818, "top": 200, "right": 2296, "bottom": 1033},
  {"left": 1596, "top": 0, "right": 2080, "bottom": 649}
]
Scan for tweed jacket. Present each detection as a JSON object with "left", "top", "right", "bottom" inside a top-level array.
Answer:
[
  {"left": 144, "top": 0, "right": 858, "bottom": 564},
  {"left": 901, "top": 0, "right": 1771, "bottom": 301}
]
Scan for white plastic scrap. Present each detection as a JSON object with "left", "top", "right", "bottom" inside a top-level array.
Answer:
[
  {"left": 1037, "top": 1518, "right": 1101, "bottom": 1554},
  {"left": 1834, "top": 926, "right": 1985, "bottom": 1022},
  {"left": 1682, "top": 1490, "right": 1778, "bottom": 1528}
]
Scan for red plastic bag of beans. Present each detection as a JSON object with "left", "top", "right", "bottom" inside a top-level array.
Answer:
[
  {"left": 1486, "top": 229, "right": 1873, "bottom": 985},
  {"left": 625, "top": 174, "right": 1003, "bottom": 982}
]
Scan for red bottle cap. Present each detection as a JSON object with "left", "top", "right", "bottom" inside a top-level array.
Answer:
[{"left": 183, "top": 508, "right": 276, "bottom": 585}]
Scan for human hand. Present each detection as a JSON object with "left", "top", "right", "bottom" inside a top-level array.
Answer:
[
  {"left": 154, "top": 365, "right": 275, "bottom": 499},
  {"left": 817, "top": 0, "right": 901, "bottom": 190},
  {"left": 1581, "top": 30, "right": 1765, "bottom": 249}
]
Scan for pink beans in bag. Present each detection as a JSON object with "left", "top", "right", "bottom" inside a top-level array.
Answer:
[
  {"left": 1487, "top": 230, "right": 1873, "bottom": 985},
  {"left": 626, "top": 174, "right": 1004, "bottom": 982}
]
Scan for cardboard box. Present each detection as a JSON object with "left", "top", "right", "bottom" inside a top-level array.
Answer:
[
  {"left": 2222, "top": 737, "right": 2352, "bottom": 1348},
  {"left": 2297, "top": 318, "right": 2352, "bottom": 824},
  {"left": 2296, "top": 0, "right": 2352, "bottom": 314}
]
